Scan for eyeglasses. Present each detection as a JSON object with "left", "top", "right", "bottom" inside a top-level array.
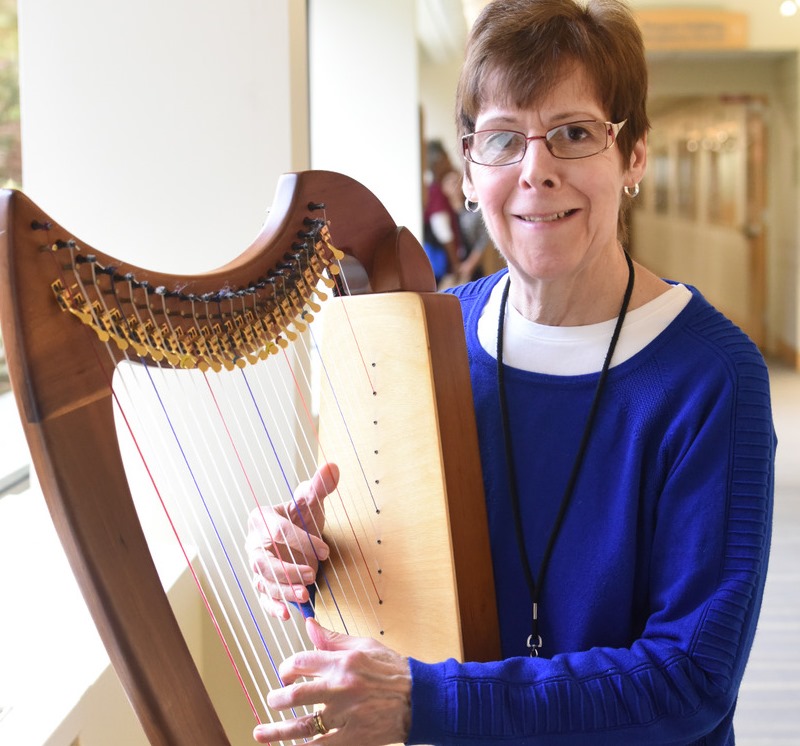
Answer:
[{"left": 462, "top": 120, "right": 627, "bottom": 166}]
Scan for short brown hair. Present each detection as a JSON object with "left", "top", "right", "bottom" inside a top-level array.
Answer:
[{"left": 456, "top": 0, "right": 650, "bottom": 166}]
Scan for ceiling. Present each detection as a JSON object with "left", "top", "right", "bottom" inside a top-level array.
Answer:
[
  {"left": 416, "top": 0, "right": 475, "bottom": 63},
  {"left": 417, "top": 2, "right": 796, "bottom": 67}
]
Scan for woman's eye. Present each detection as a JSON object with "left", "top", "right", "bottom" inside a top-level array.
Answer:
[
  {"left": 564, "top": 125, "right": 590, "bottom": 141},
  {"left": 487, "top": 132, "right": 518, "bottom": 150}
]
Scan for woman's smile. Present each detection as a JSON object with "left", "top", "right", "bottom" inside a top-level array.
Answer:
[{"left": 515, "top": 208, "right": 578, "bottom": 223}]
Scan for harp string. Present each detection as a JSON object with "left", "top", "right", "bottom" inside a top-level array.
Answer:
[
  {"left": 144, "top": 289, "right": 376, "bottom": 717},
  {"left": 243, "top": 333, "right": 380, "bottom": 639},
  {"left": 115, "top": 362, "right": 275, "bottom": 723},
  {"left": 142, "top": 321, "right": 346, "bottom": 709},
  {"left": 53, "top": 261, "right": 273, "bottom": 725},
  {"left": 234, "top": 259, "right": 396, "bottom": 663},
  {"left": 138, "top": 363, "right": 296, "bottom": 721},
  {"left": 308, "top": 322, "right": 381, "bottom": 516},
  {"left": 44, "top": 241, "right": 270, "bottom": 727},
  {"left": 263, "top": 212, "right": 388, "bottom": 627},
  {"left": 202, "top": 361, "right": 317, "bottom": 668},
  {"left": 331, "top": 296, "right": 376, "bottom": 394},
  {"left": 170, "top": 366, "right": 296, "bottom": 670},
  {"left": 244, "top": 283, "right": 384, "bottom": 637},
  {"left": 184, "top": 281, "right": 381, "bottom": 655},
  {"left": 238, "top": 361, "right": 359, "bottom": 638},
  {"left": 143, "top": 372, "right": 278, "bottom": 723},
  {"left": 185, "top": 281, "right": 388, "bottom": 715},
  {"left": 276, "top": 336, "right": 384, "bottom": 635},
  {"left": 110, "top": 330, "right": 307, "bottom": 727},
  {"left": 284, "top": 333, "right": 383, "bottom": 602}
]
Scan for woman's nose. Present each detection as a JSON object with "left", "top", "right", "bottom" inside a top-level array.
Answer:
[{"left": 518, "top": 137, "right": 558, "bottom": 188}]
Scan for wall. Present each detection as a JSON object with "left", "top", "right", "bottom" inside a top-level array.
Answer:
[
  {"left": 419, "top": 54, "right": 464, "bottom": 163},
  {"left": 309, "top": 0, "right": 422, "bottom": 236},
  {"left": 18, "top": 0, "right": 310, "bottom": 274}
]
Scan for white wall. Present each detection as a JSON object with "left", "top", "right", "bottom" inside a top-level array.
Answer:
[
  {"left": 309, "top": 0, "right": 422, "bottom": 237},
  {"left": 18, "top": 0, "right": 308, "bottom": 274}
]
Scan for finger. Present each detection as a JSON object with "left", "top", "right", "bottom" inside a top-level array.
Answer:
[
  {"left": 253, "top": 712, "right": 332, "bottom": 744},
  {"left": 250, "top": 463, "right": 338, "bottom": 552},
  {"left": 252, "top": 571, "right": 312, "bottom": 605},
  {"left": 252, "top": 555, "right": 316, "bottom": 587},
  {"left": 247, "top": 504, "right": 283, "bottom": 534},
  {"left": 266, "top": 677, "right": 331, "bottom": 709},
  {"left": 311, "top": 462, "right": 340, "bottom": 499},
  {"left": 306, "top": 617, "right": 361, "bottom": 652},
  {"left": 292, "top": 462, "right": 340, "bottom": 520},
  {"left": 255, "top": 593, "right": 291, "bottom": 621},
  {"left": 279, "top": 522, "right": 330, "bottom": 563},
  {"left": 276, "top": 645, "right": 337, "bottom": 684},
  {"left": 249, "top": 518, "right": 329, "bottom": 567}
]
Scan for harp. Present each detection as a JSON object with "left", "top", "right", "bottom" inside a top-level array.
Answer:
[{"left": 0, "top": 171, "right": 499, "bottom": 745}]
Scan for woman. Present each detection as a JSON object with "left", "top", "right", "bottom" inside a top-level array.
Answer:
[
  {"left": 423, "top": 139, "right": 464, "bottom": 285},
  {"left": 248, "top": 1, "right": 775, "bottom": 743}
]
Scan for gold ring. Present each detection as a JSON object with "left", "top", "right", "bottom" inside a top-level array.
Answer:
[{"left": 312, "top": 710, "right": 329, "bottom": 736}]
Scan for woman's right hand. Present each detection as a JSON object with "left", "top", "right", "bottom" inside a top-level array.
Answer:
[{"left": 246, "top": 463, "right": 339, "bottom": 620}]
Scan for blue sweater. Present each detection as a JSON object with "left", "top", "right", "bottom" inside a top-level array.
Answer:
[{"left": 406, "top": 272, "right": 775, "bottom": 745}]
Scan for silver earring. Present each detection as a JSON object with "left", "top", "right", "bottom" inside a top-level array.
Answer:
[
  {"left": 623, "top": 183, "right": 640, "bottom": 198},
  {"left": 464, "top": 198, "right": 480, "bottom": 213}
]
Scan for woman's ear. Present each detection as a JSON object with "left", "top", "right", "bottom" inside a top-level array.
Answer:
[{"left": 628, "top": 133, "right": 647, "bottom": 185}]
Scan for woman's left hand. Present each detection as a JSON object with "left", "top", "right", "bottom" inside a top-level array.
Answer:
[{"left": 253, "top": 618, "right": 412, "bottom": 745}]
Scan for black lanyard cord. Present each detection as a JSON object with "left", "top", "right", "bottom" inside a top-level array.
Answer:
[{"left": 496, "top": 251, "right": 635, "bottom": 656}]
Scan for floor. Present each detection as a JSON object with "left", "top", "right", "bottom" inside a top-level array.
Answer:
[{"left": 735, "top": 361, "right": 800, "bottom": 742}]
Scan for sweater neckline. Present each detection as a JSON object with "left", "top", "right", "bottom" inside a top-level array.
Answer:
[{"left": 477, "top": 275, "right": 692, "bottom": 375}]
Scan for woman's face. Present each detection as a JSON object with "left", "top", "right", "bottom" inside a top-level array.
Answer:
[{"left": 463, "top": 66, "right": 646, "bottom": 287}]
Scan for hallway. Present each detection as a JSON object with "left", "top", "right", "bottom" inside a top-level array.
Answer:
[{"left": 736, "top": 361, "right": 800, "bottom": 742}]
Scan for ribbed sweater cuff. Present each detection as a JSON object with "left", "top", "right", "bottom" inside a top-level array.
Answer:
[{"left": 406, "top": 657, "right": 448, "bottom": 744}]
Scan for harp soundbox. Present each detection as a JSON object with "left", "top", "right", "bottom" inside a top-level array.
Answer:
[{"left": 0, "top": 171, "right": 499, "bottom": 745}]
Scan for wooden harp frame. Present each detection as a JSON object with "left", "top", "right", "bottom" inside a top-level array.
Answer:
[{"left": 0, "top": 170, "right": 499, "bottom": 745}]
